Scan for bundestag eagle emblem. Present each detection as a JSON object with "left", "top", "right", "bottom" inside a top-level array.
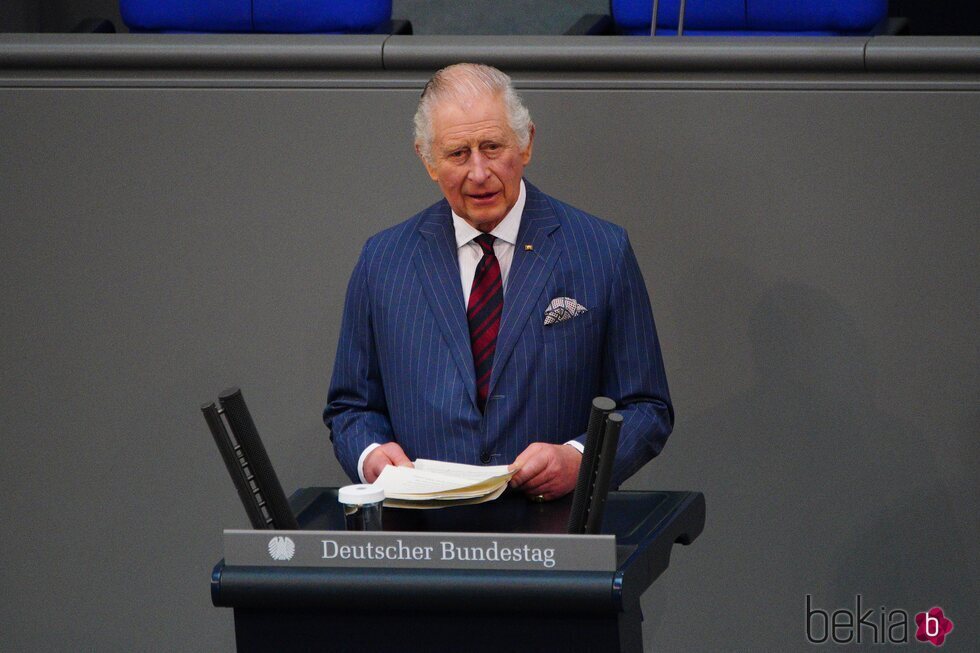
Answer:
[{"left": 268, "top": 536, "right": 296, "bottom": 561}]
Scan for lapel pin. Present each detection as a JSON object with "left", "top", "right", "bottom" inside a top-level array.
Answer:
[{"left": 524, "top": 244, "right": 533, "bottom": 251}]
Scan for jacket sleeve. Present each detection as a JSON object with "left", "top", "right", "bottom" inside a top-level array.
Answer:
[
  {"left": 323, "top": 246, "right": 395, "bottom": 482},
  {"left": 577, "top": 230, "right": 674, "bottom": 486}
]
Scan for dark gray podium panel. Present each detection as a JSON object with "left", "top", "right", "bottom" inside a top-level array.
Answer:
[
  {"left": 211, "top": 489, "right": 705, "bottom": 653},
  {"left": 0, "top": 35, "right": 977, "bottom": 651}
]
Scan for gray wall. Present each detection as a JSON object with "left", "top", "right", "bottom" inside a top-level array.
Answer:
[
  {"left": 1, "top": 36, "right": 977, "bottom": 651},
  {"left": 393, "top": 1, "right": 607, "bottom": 35}
]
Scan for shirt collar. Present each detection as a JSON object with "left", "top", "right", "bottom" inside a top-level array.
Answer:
[{"left": 452, "top": 179, "right": 525, "bottom": 249}]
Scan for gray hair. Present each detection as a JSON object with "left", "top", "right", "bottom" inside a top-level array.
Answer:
[{"left": 414, "top": 63, "right": 533, "bottom": 164}]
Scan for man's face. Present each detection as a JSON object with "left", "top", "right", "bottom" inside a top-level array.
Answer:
[{"left": 419, "top": 93, "right": 534, "bottom": 233}]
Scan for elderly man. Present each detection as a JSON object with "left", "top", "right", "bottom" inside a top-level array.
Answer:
[{"left": 325, "top": 63, "right": 672, "bottom": 500}]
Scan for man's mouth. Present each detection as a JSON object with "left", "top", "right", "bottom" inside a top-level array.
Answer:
[{"left": 468, "top": 191, "right": 499, "bottom": 203}]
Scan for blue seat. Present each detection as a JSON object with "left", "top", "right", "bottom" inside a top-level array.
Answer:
[
  {"left": 121, "top": 0, "right": 393, "bottom": 34},
  {"left": 611, "top": 0, "right": 888, "bottom": 36}
]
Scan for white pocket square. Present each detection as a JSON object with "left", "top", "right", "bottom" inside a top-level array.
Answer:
[{"left": 543, "top": 297, "right": 588, "bottom": 325}]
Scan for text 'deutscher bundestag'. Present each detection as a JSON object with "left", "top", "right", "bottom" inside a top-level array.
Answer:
[{"left": 224, "top": 530, "right": 616, "bottom": 572}]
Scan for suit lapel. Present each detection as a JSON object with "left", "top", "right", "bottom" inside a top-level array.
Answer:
[
  {"left": 413, "top": 201, "right": 478, "bottom": 408},
  {"left": 488, "top": 182, "right": 562, "bottom": 398}
]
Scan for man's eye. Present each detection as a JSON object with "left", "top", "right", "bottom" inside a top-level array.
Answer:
[{"left": 449, "top": 150, "right": 466, "bottom": 159}]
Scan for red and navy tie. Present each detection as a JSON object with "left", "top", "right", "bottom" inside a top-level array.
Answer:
[{"left": 467, "top": 234, "right": 503, "bottom": 412}]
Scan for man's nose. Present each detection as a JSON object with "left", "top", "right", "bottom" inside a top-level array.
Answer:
[{"left": 467, "top": 151, "right": 491, "bottom": 183}]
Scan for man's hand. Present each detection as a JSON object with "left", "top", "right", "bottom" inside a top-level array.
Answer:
[
  {"left": 363, "top": 442, "right": 413, "bottom": 483},
  {"left": 509, "top": 443, "right": 582, "bottom": 501}
]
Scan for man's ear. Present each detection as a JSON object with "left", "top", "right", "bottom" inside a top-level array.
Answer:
[
  {"left": 521, "top": 124, "right": 535, "bottom": 166},
  {"left": 415, "top": 143, "right": 439, "bottom": 182}
]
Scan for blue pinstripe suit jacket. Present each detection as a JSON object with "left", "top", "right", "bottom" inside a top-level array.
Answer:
[{"left": 325, "top": 181, "right": 673, "bottom": 487}]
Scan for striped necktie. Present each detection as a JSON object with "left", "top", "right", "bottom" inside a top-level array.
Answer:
[{"left": 467, "top": 234, "right": 503, "bottom": 412}]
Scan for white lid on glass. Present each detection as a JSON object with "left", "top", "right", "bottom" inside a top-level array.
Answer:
[{"left": 338, "top": 483, "right": 385, "bottom": 505}]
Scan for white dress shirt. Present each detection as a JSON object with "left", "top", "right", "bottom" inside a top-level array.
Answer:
[
  {"left": 357, "top": 181, "right": 581, "bottom": 481},
  {"left": 452, "top": 180, "right": 525, "bottom": 307}
]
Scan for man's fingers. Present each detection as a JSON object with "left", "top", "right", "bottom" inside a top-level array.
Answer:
[
  {"left": 510, "top": 443, "right": 582, "bottom": 500},
  {"left": 376, "top": 442, "right": 412, "bottom": 467},
  {"left": 364, "top": 443, "right": 413, "bottom": 482},
  {"left": 363, "top": 458, "right": 387, "bottom": 483},
  {"left": 520, "top": 476, "right": 554, "bottom": 496},
  {"left": 509, "top": 446, "right": 535, "bottom": 473},
  {"left": 522, "top": 469, "right": 565, "bottom": 495},
  {"left": 510, "top": 443, "right": 547, "bottom": 486},
  {"left": 382, "top": 443, "right": 413, "bottom": 467},
  {"left": 510, "top": 453, "right": 548, "bottom": 488}
]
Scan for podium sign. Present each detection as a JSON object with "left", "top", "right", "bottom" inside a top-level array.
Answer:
[{"left": 224, "top": 529, "right": 617, "bottom": 572}]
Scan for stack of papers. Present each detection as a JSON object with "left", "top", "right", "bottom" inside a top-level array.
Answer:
[{"left": 373, "top": 459, "right": 516, "bottom": 509}]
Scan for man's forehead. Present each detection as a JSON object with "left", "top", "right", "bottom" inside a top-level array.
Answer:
[
  {"left": 437, "top": 121, "right": 511, "bottom": 146},
  {"left": 431, "top": 95, "right": 513, "bottom": 144}
]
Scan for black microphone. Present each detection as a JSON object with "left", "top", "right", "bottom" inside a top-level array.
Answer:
[
  {"left": 585, "top": 412, "right": 622, "bottom": 534},
  {"left": 202, "top": 401, "right": 268, "bottom": 530},
  {"left": 217, "top": 387, "right": 298, "bottom": 530},
  {"left": 567, "top": 396, "right": 616, "bottom": 534}
]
